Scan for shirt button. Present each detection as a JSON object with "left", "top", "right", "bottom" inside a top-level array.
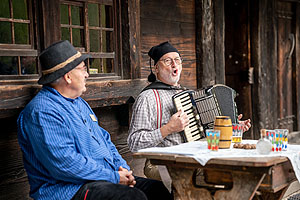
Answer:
[
  {"left": 89, "top": 129, "right": 92, "bottom": 132},
  {"left": 84, "top": 119, "right": 87, "bottom": 123}
]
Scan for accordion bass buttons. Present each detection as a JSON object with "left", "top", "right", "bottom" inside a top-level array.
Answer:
[
  {"left": 173, "top": 91, "right": 201, "bottom": 142},
  {"left": 173, "top": 92, "right": 202, "bottom": 142}
]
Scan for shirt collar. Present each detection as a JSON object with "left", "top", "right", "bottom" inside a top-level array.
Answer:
[{"left": 43, "top": 86, "right": 78, "bottom": 103}]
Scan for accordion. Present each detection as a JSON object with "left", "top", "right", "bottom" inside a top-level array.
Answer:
[{"left": 172, "top": 84, "right": 238, "bottom": 142}]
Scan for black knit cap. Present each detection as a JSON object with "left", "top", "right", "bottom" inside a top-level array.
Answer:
[
  {"left": 148, "top": 41, "right": 179, "bottom": 65},
  {"left": 147, "top": 41, "right": 179, "bottom": 82},
  {"left": 38, "top": 40, "right": 91, "bottom": 85}
]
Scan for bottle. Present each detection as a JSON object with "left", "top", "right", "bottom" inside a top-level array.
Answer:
[{"left": 256, "top": 129, "right": 272, "bottom": 155}]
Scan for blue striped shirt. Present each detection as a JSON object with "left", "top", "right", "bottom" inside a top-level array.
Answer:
[{"left": 17, "top": 86, "right": 130, "bottom": 200}]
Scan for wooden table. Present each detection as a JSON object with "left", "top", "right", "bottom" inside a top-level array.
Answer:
[{"left": 134, "top": 152, "right": 296, "bottom": 200}]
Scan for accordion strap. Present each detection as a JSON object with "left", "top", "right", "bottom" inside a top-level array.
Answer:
[{"left": 141, "top": 81, "right": 187, "bottom": 93}]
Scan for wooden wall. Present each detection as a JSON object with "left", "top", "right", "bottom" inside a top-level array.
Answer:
[
  {"left": 140, "top": 0, "right": 197, "bottom": 90},
  {"left": 0, "top": 116, "right": 30, "bottom": 200},
  {"left": 139, "top": 0, "right": 225, "bottom": 90},
  {"left": 250, "top": 0, "right": 300, "bottom": 137}
]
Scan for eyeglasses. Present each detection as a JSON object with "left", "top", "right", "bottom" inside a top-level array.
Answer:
[
  {"left": 159, "top": 57, "right": 183, "bottom": 66},
  {"left": 74, "top": 65, "right": 87, "bottom": 72}
]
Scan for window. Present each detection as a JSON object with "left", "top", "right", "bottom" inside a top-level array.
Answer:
[
  {"left": 0, "top": 0, "right": 38, "bottom": 76},
  {"left": 60, "top": 0, "right": 116, "bottom": 76},
  {"left": 0, "top": 0, "right": 122, "bottom": 80}
]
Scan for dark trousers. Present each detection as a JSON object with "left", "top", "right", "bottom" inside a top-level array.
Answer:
[{"left": 72, "top": 176, "right": 173, "bottom": 200}]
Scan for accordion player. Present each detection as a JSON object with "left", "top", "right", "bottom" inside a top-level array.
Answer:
[{"left": 172, "top": 84, "right": 238, "bottom": 142}]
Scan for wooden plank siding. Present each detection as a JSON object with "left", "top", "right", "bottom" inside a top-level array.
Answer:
[
  {"left": 140, "top": 0, "right": 197, "bottom": 90},
  {"left": 0, "top": 116, "right": 31, "bottom": 200},
  {"left": 251, "top": 0, "right": 278, "bottom": 138}
]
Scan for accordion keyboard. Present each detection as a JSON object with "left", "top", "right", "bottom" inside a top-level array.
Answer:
[{"left": 173, "top": 91, "right": 202, "bottom": 142}]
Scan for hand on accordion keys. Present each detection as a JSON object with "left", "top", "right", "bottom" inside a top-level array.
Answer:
[
  {"left": 160, "top": 110, "right": 190, "bottom": 138},
  {"left": 238, "top": 114, "right": 251, "bottom": 132}
]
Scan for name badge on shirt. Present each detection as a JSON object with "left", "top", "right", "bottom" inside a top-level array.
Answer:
[{"left": 89, "top": 114, "right": 97, "bottom": 122}]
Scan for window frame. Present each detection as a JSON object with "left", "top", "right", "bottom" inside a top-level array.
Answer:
[
  {"left": 0, "top": 0, "right": 39, "bottom": 79},
  {"left": 0, "top": 0, "right": 124, "bottom": 82},
  {"left": 59, "top": 0, "right": 121, "bottom": 79}
]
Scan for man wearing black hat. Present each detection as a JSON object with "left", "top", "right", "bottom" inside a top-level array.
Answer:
[
  {"left": 17, "top": 40, "right": 173, "bottom": 200},
  {"left": 127, "top": 41, "right": 251, "bottom": 180}
]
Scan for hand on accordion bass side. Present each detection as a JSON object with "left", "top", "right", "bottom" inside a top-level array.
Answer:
[
  {"left": 238, "top": 114, "right": 251, "bottom": 132},
  {"left": 160, "top": 110, "right": 190, "bottom": 138}
]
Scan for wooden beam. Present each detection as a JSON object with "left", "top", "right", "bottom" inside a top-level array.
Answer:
[
  {"left": 40, "top": 0, "right": 61, "bottom": 49},
  {"left": 195, "top": 0, "right": 215, "bottom": 88},
  {"left": 0, "top": 49, "right": 37, "bottom": 56},
  {"left": 295, "top": 4, "right": 300, "bottom": 130},
  {"left": 251, "top": 0, "right": 277, "bottom": 139},
  {"left": 121, "top": 0, "right": 141, "bottom": 79},
  {"left": 83, "top": 79, "right": 148, "bottom": 104},
  {"left": 214, "top": 0, "right": 225, "bottom": 84},
  {"left": 128, "top": 0, "right": 141, "bottom": 79},
  {"left": 0, "top": 79, "right": 148, "bottom": 118}
]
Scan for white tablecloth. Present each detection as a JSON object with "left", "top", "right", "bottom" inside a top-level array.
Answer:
[{"left": 138, "top": 140, "right": 300, "bottom": 182}]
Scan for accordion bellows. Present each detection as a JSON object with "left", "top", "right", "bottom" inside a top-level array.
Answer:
[{"left": 172, "top": 84, "right": 238, "bottom": 142}]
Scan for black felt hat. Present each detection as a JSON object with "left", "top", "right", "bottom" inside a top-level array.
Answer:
[
  {"left": 38, "top": 40, "right": 91, "bottom": 85},
  {"left": 147, "top": 41, "right": 179, "bottom": 82}
]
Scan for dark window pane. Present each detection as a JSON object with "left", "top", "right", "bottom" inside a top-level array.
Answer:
[
  {"left": 60, "top": 4, "right": 69, "bottom": 24},
  {"left": 0, "top": 56, "right": 18, "bottom": 75},
  {"left": 89, "top": 58, "right": 101, "bottom": 73},
  {"left": 103, "top": 31, "right": 113, "bottom": 52},
  {"left": 61, "top": 27, "right": 70, "bottom": 42},
  {"left": 72, "top": 28, "right": 83, "bottom": 47},
  {"left": 104, "top": 5, "right": 113, "bottom": 28},
  {"left": 15, "top": 23, "right": 29, "bottom": 44},
  {"left": 21, "top": 56, "right": 37, "bottom": 74},
  {"left": 13, "top": 0, "right": 28, "bottom": 20},
  {"left": 0, "top": 21, "right": 12, "bottom": 44},
  {"left": 0, "top": 0, "right": 10, "bottom": 18},
  {"left": 103, "top": 58, "right": 113, "bottom": 73},
  {"left": 89, "top": 29, "right": 99, "bottom": 52},
  {"left": 71, "top": 5, "right": 81, "bottom": 26},
  {"left": 88, "top": 3, "right": 99, "bottom": 27}
]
